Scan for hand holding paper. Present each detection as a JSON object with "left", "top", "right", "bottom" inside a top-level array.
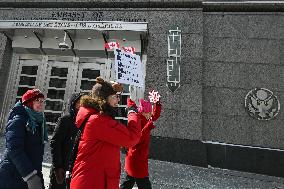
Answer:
[{"left": 148, "top": 90, "right": 161, "bottom": 104}]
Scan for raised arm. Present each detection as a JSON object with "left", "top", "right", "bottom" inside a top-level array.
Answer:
[
  {"left": 152, "top": 101, "right": 162, "bottom": 121},
  {"left": 90, "top": 113, "right": 141, "bottom": 148}
]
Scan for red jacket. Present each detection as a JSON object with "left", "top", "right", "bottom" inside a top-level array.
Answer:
[
  {"left": 70, "top": 98, "right": 141, "bottom": 189},
  {"left": 125, "top": 103, "right": 162, "bottom": 178}
]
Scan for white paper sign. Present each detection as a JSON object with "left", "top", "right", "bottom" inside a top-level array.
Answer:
[{"left": 115, "top": 49, "right": 143, "bottom": 88}]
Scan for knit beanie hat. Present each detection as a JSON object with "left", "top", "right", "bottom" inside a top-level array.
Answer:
[
  {"left": 91, "top": 77, "right": 123, "bottom": 100},
  {"left": 138, "top": 99, "right": 152, "bottom": 113},
  {"left": 22, "top": 89, "right": 45, "bottom": 108}
]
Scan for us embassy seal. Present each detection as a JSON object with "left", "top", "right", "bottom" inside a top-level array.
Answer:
[{"left": 245, "top": 88, "right": 280, "bottom": 120}]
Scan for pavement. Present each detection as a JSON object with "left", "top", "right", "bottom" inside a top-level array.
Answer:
[{"left": 1, "top": 136, "right": 284, "bottom": 188}]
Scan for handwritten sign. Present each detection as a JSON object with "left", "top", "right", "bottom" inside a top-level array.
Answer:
[
  {"left": 114, "top": 49, "right": 143, "bottom": 88},
  {"left": 0, "top": 20, "right": 148, "bottom": 32}
]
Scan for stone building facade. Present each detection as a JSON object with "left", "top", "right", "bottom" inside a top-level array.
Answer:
[{"left": 0, "top": 0, "right": 283, "bottom": 177}]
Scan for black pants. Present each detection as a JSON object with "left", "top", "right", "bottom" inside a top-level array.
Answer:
[
  {"left": 120, "top": 174, "right": 152, "bottom": 189},
  {"left": 48, "top": 168, "right": 68, "bottom": 189}
]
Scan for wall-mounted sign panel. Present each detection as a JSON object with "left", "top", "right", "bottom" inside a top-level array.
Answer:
[
  {"left": 0, "top": 20, "right": 148, "bottom": 32},
  {"left": 167, "top": 28, "right": 181, "bottom": 92}
]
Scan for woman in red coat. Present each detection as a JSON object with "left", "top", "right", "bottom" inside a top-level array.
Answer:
[
  {"left": 70, "top": 77, "right": 141, "bottom": 189},
  {"left": 120, "top": 99, "right": 162, "bottom": 189}
]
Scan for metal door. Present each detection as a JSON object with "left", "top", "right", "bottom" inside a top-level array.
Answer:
[
  {"left": 14, "top": 59, "right": 41, "bottom": 103},
  {"left": 44, "top": 61, "right": 74, "bottom": 132},
  {"left": 76, "top": 62, "right": 101, "bottom": 93}
]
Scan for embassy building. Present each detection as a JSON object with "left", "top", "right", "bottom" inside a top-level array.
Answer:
[{"left": 0, "top": 0, "right": 283, "bottom": 178}]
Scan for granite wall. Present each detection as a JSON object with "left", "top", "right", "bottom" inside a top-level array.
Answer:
[
  {"left": 146, "top": 9, "right": 203, "bottom": 141},
  {"left": 203, "top": 12, "right": 284, "bottom": 149}
]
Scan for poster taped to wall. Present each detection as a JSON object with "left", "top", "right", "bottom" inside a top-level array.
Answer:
[{"left": 114, "top": 49, "right": 144, "bottom": 88}]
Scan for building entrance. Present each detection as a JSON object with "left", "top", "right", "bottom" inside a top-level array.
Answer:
[{"left": 0, "top": 20, "right": 148, "bottom": 133}]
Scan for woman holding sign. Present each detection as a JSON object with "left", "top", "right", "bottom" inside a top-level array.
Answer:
[{"left": 70, "top": 77, "right": 141, "bottom": 189}]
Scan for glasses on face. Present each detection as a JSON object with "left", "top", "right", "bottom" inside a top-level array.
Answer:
[
  {"left": 110, "top": 94, "right": 121, "bottom": 99},
  {"left": 34, "top": 99, "right": 45, "bottom": 103}
]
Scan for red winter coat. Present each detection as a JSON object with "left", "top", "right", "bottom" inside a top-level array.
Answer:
[
  {"left": 125, "top": 103, "right": 162, "bottom": 178},
  {"left": 70, "top": 97, "right": 141, "bottom": 189}
]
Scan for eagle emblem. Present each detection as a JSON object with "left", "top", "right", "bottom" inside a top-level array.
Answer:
[{"left": 245, "top": 88, "right": 280, "bottom": 120}]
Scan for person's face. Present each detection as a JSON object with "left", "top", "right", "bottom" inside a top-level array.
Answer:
[
  {"left": 75, "top": 100, "right": 81, "bottom": 111},
  {"left": 32, "top": 98, "right": 45, "bottom": 112},
  {"left": 142, "top": 112, "right": 152, "bottom": 120},
  {"left": 107, "top": 94, "right": 120, "bottom": 107}
]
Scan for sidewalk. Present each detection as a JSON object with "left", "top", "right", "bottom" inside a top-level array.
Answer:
[
  {"left": 1, "top": 136, "right": 284, "bottom": 188},
  {"left": 41, "top": 155, "right": 284, "bottom": 189}
]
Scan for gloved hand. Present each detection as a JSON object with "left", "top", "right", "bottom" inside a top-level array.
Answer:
[
  {"left": 155, "top": 98, "right": 162, "bottom": 106},
  {"left": 27, "top": 174, "right": 43, "bottom": 189},
  {"left": 54, "top": 167, "right": 65, "bottom": 184},
  {"left": 65, "top": 170, "right": 72, "bottom": 186},
  {"left": 148, "top": 121, "right": 155, "bottom": 129},
  {"left": 126, "top": 98, "right": 138, "bottom": 114}
]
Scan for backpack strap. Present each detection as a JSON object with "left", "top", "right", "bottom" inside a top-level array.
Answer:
[{"left": 65, "top": 114, "right": 92, "bottom": 183}]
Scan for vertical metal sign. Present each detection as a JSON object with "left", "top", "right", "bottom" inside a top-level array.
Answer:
[{"left": 167, "top": 27, "right": 181, "bottom": 92}]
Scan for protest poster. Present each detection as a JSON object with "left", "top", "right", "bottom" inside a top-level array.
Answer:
[{"left": 114, "top": 49, "right": 143, "bottom": 88}]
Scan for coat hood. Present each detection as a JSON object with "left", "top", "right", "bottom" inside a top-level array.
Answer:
[
  {"left": 76, "top": 95, "right": 99, "bottom": 128},
  {"left": 68, "top": 93, "right": 84, "bottom": 118},
  {"left": 79, "top": 94, "right": 117, "bottom": 119},
  {"left": 80, "top": 95, "right": 100, "bottom": 110},
  {"left": 8, "top": 101, "right": 28, "bottom": 119}
]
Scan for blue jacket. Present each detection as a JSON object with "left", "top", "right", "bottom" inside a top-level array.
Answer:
[{"left": 0, "top": 101, "right": 44, "bottom": 189}]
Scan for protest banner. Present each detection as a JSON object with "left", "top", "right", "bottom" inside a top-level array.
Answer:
[{"left": 114, "top": 49, "right": 143, "bottom": 88}]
